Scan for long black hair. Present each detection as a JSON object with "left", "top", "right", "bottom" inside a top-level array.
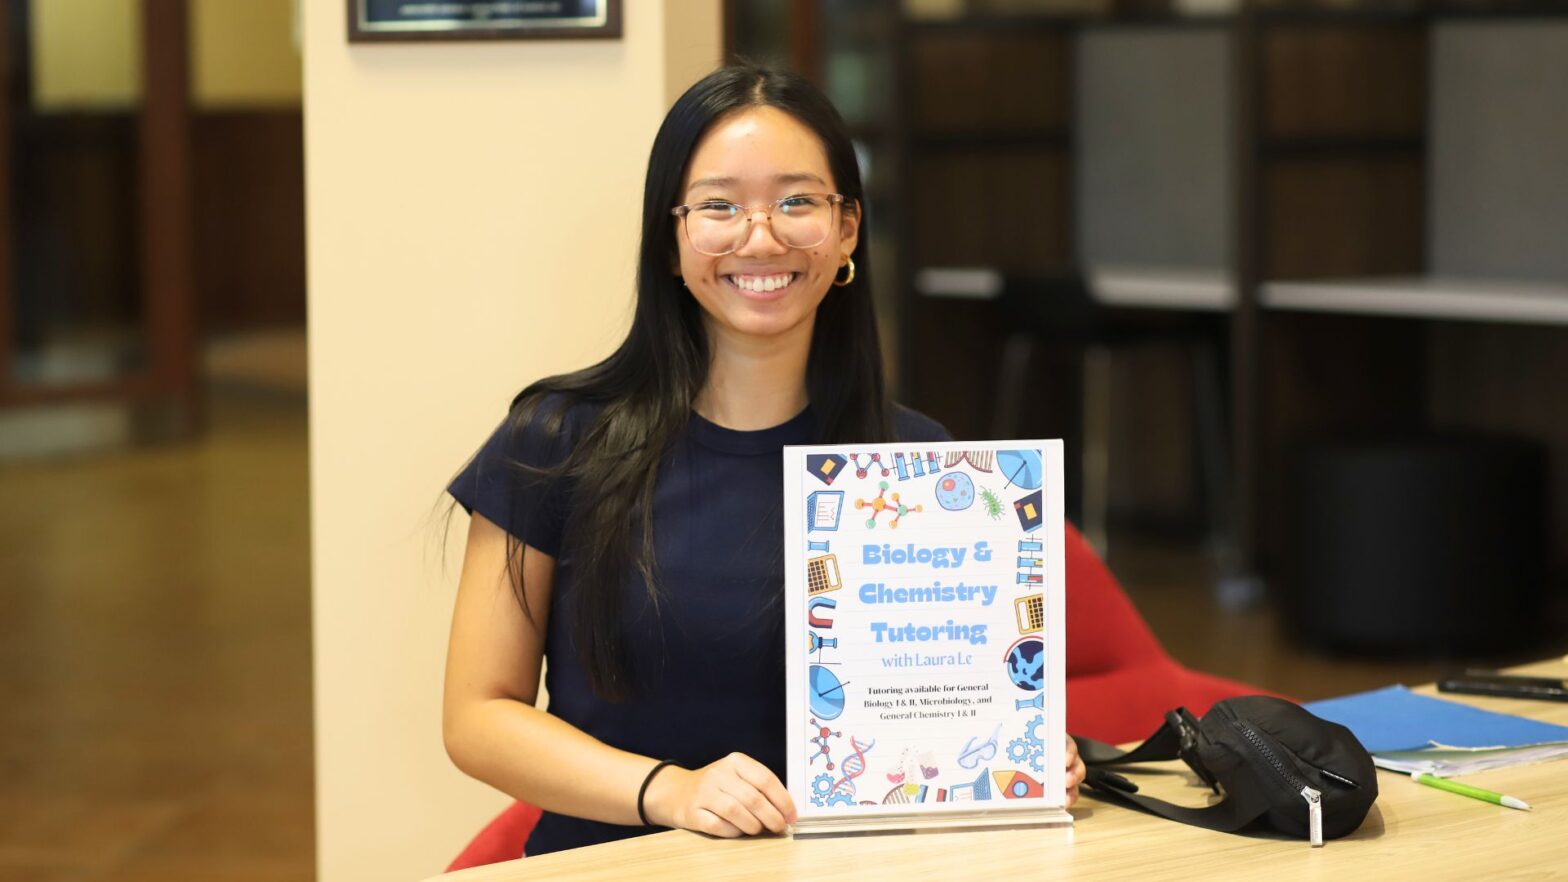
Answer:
[{"left": 502, "top": 64, "right": 892, "bottom": 701}]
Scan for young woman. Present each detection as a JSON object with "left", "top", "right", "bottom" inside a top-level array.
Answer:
[{"left": 443, "top": 64, "right": 1085, "bottom": 857}]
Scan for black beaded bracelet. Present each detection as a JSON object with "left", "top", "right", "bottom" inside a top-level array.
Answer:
[{"left": 637, "top": 759, "right": 678, "bottom": 827}]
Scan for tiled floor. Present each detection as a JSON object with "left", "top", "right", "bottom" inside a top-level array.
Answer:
[{"left": 1, "top": 330, "right": 1559, "bottom": 879}]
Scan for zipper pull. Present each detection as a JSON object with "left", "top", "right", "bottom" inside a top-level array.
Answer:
[{"left": 1301, "top": 785, "right": 1323, "bottom": 847}]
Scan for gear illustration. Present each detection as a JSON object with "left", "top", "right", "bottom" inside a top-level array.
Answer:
[
  {"left": 811, "top": 773, "right": 836, "bottom": 807},
  {"left": 1026, "top": 713, "right": 1044, "bottom": 745},
  {"left": 1027, "top": 744, "right": 1045, "bottom": 774},
  {"left": 1008, "top": 716, "right": 1048, "bottom": 774},
  {"left": 826, "top": 791, "right": 856, "bottom": 807},
  {"left": 1007, "top": 737, "right": 1031, "bottom": 763}
]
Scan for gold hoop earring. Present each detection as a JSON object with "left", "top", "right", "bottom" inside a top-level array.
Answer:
[{"left": 832, "top": 257, "right": 856, "bottom": 288}]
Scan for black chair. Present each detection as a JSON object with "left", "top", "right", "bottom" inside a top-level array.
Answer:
[{"left": 918, "top": 267, "right": 1231, "bottom": 557}]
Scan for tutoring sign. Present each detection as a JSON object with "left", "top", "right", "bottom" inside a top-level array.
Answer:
[{"left": 784, "top": 440, "right": 1070, "bottom": 836}]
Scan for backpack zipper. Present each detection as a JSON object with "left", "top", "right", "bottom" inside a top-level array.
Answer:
[
  {"left": 1302, "top": 785, "right": 1323, "bottom": 847},
  {"left": 1303, "top": 761, "right": 1359, "bottom": 789},
  {"left": 1231, "top": 720, "right": 1324, "bottom": 847}
]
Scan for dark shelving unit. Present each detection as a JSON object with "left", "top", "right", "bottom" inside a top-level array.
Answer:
[{"left": 727, "top": 0, "right": 1568, "bottom": 594}]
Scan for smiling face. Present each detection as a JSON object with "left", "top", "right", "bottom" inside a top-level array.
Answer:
[{"left": 675, "top": 105, "right": 859, "bottom": 349}]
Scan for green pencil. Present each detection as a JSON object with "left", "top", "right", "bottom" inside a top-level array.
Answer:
[{"left": 1412, "top": 772, "right": 1531, "bottom": 810}]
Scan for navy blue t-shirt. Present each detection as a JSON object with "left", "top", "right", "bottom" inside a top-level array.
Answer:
[{"left": 448, "top": 395, "right": 949, "bottom": 856}]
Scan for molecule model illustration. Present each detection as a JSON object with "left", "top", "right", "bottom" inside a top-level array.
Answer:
[
  {"left": 855, "top": 481, "right": 922, "bottom": 529},
  {"left": 809, "top": 717, "right": 842, "bottom": 770},
  {"left": 849, "top": 452, "right": 890, "bottom": 479}
]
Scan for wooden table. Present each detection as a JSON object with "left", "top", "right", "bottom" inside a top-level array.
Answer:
[{"left": 426, "top": 659, "right": 1568, "bottom": 881}]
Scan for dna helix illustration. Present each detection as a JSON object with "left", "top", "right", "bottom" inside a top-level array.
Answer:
[{"left": 832, "top": 736, "right": 875, "bottom": 799}]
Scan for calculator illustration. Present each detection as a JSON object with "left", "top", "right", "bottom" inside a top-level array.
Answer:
[
  {"left": 806, "top": 554, "right": 842, "bottom": 596},
  {"left": 1015, "top": 594, "right": 1044, "bottom": 633}
]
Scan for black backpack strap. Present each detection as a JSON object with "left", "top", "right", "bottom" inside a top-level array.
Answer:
[
  {"left": 1074, "top": 707, "right": 1273, "bottom": 834},
  {"left": 1073, "top": 708, "right": 1195, "bottom": 766},
  {"left": 1081, "top": 772, "right": 1274, "bottom": 833}
]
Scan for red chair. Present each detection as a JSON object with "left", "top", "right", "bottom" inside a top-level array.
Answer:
[
  {"left": 445, "top": 800, "right": 540, "bottom": 872},
  {"left": 1061, "top": 523, "right": 1264, "bottom": 744},
  {"left": 446, "top": 523, "right": 1263, "bottom": 870}
]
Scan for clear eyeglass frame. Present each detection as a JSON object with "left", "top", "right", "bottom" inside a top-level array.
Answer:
[{"left": 671, "top": 193, "right": 847, "bottom": 257}]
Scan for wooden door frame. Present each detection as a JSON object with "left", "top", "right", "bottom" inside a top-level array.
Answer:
[{"left": 0, "top": 0, "right": 197, "bottom": 432}]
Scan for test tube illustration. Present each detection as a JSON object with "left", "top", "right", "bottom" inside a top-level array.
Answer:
[
  {"left": 807, "top": 539, "right": 831, "bottom": 553},
  {"left": 1015, "top": 693, "right": 1044, "bottom": 711},
  {"left": 1016, "top": 548, "right": 1044, "bottom": 584}
]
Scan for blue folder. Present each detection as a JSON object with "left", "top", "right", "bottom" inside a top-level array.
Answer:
[{"left": 1304, "top": 685, "right": 1568, "bottom": 753}]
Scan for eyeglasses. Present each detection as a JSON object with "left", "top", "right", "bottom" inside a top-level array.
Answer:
[{"left": 671, "top": 193, "right": 846, "bottom": 257}]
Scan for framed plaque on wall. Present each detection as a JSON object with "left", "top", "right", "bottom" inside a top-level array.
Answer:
[{"left": 348, "top": 1, "right": 621, "bottom": 42}]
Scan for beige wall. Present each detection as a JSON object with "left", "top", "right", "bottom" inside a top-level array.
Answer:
[{"left": 304, "top": 3, "right": 721, "bottom": 880}]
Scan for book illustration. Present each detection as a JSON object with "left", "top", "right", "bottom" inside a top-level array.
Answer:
[
  {"left": 1007, "top": 714, "right": 1047, "bottom": 774},
  {"left": 807, "top": 490, "right": 844, "bottom": 532},
  {"left": 806, "top": 554, "right": 842, "bottom": 595},
  {"left": 849, "top": 452, "right": 891, "bottom": 479},
  {"left": 934, "top": 471, "right": 976, "bottom": 511},
  {"left": 855, "top": 481, "right": 922, "bottom": 529},
  {"left": 807, "top": 453, "right": 849, "bottom": 485},
  {"left": 979, "top": 487, "right": 1005, "bottom": 520},
  {"left": 994, "top": 769, "right": 1044, "bottom": 799},
  {"left": 1005, "top": 637, "right": 1045, "bottom": 692},
  {"left": 943, "top": 450, "right": 995, "bottom": 473},
  {"left": 957, "top": 725, "right": 1002, "bottom": 769},
  {"left": 1014, "top": 490, "right": 1043, "bottom": 532},
  {"left": 997, "top": 449, "right": 1043, "bottom": 490}
]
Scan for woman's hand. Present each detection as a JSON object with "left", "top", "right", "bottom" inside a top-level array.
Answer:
[
  {"left": 643, "top": 753, "right": 798, "bottom": 837},
  {"left": 1065, "top": 735, "right": 1086, "bottom": 807}
]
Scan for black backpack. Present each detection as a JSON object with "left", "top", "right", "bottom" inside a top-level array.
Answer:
[{"left": 1075, "top": 695, "right": 1378, "bottom": 846}]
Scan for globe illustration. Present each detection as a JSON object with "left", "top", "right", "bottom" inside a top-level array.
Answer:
[{"left": 1004, "top": 638, "right": 1044, "bottom": 692}]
